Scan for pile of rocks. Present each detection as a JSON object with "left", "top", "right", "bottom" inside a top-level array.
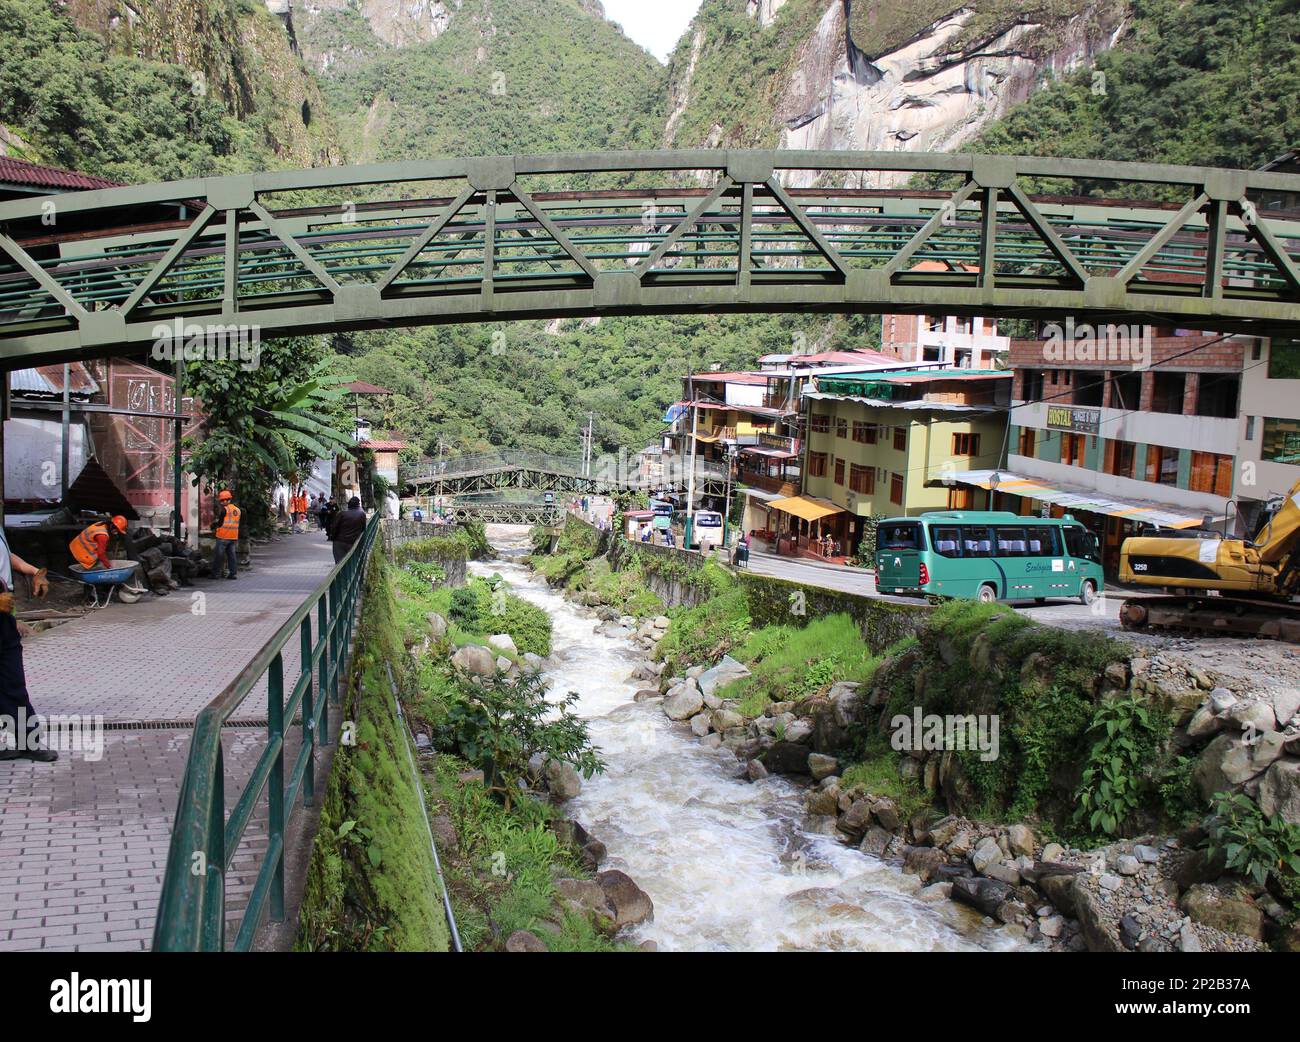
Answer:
[{"left": 594, "top": 612, "right": 670, "bottom": 649}]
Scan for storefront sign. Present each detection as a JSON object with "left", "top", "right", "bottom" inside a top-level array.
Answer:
[{"left": 1045, "top": 405, "right": 1100, "bottom": 434}]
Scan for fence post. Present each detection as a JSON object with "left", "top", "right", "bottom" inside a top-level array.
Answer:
[
  {"left": 301, "top": 617, "right": 315, "bottom": 805},
  {"left": 268, "top": 652, "right": 285, "bottom": 923}
]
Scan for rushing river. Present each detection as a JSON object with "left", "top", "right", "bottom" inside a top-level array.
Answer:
[{"left": 474, "top": 528, "right": 1031, "bottom": 952}]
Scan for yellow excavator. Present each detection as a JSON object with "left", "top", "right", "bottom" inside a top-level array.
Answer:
[{"left": 1117, "top": 478, "right": 1300, "bottom": 640}]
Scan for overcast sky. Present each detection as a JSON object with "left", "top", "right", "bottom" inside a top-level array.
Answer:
[{"left": 602, "top": 0, "right": 704, "bottom": 62}]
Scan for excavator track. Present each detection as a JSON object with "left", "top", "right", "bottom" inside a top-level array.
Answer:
[{"left": 1119, "top": 595, "right": 1300, "bottom": 642}]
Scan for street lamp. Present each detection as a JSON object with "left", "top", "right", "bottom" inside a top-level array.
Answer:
[{"left": 988, "top": 470, "right": 1001, "bottom": 511}]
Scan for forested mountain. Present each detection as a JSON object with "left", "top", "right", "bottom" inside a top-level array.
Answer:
[{"left": 2, "top": 0, "right": 1297, "bottom": 460}]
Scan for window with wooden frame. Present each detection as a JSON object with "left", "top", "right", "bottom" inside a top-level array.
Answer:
[
  {"left": 850, "top": 464, "right": 874, "bottom": 493},
  {"left": 890, "top": 472, "right": 904, "bottom": 504},
  {"left": 808, "top": 452, "right": 828, "bottom": 477},
  {"left": 1189, "top": 452, "right": 1233, "bottom": 496},
  {"left": 1061, "top": 433, "right": 1087, "bottom": 467},
  {"left": 1018, "top": 427, "right": 1036, "bottom": 457},
  {"left": 893, "top": 426, "right": 907, "bottom": 452},
  {"left": 810, "top": 413, "right": 830, "bottom": 434},
  {"left": 951, "top": 432, "right": 980, "bottom": 457},
  {"left": 834, "top": 458, "right": 845, "bottom": 485},
  {"left": 852, "top": 421, "right": 871, "bottom": 443},
  {"left": 835, "top": 417, "right": 848, "bottom": 439}
]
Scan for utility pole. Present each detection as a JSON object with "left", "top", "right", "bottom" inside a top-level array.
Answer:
[
  {"left": 684, "top": 380, "right": 699, "bottom": 551},
  {"left": 722, "top": 446, "right": 733, "bottom": 550}
]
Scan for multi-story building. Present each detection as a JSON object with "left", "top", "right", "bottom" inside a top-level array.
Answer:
[
  {"left": 949, "top": 325, "right": 1249, "bottom": 573},
  {"left": 756, "top": 369, "right": 1009, "bottom": 558},
  {"left": 1236, "top": 335, "right": 1300, "bottom": 531},
  {"left": 878, "top": 262, "right": 1010, "bottom": 370}
]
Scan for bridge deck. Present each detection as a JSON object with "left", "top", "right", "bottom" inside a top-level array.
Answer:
[{"left": 0, "top": 532, "right": 335, "bottom": 951}]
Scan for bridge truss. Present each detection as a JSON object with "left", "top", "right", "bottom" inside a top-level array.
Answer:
[{"left": 3, "top": 150, "right": 1300, "bottom": 368}]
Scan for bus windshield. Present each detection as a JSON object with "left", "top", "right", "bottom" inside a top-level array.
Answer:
[
  {"left": 1064, "top": 525, "right": 1101, "bottom": 563},
  {"left": 880, "top": 522, "right": 924, "bottom": 551}
]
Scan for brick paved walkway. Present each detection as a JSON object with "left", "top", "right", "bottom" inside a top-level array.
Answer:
[{"left": 0, "top": 531, "right": 337, "bottom": 951}]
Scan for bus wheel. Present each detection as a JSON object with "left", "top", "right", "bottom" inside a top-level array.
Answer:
[
  {"left": 1079, "top": 579, "right": 1098, "bottom": 606},
  {"left": 977, "top": 584, "right": 997, "bottom": 604},
  {"left": 1034, "top": 597, "right": 1047, "bottom": 605}
]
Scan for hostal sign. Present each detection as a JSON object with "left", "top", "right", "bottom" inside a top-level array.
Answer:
[{"left": 1046, "top": 405, "right": 1100, "bottom": 435}]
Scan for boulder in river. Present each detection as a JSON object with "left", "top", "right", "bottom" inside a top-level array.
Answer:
[
  {"left": 762, "top": 741, "right": 811, "bottom": 775},
  {"left": 663, "top": 681, "right": 704, "bottom": 721},
  {"left": 597, "top": 870, "right": 654, "bottom": 928},
  {"left": 950, "top": 875, "right": 1013, "bottom": 918},
  {"left": 451, "top": 643, "right": 497, "bottom": 678}
]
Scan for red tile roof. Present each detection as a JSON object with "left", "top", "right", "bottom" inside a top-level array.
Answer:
[
  {"left": 688, "top": 371, "right": 770, "bottom": 385},
  {"left": 355, "top": 439, "right": 408, "bottom": 452},
  {"left": 0, "top": 156, "right": 121, "bottom": 193},
  {"left": 344, "top": 380, "right": 393, "bottom": 395}
]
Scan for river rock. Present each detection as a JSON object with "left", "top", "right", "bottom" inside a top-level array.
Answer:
[
  {"left": 947, "top": 829, "right": 974, "bottom": 859},
  {"left": 1134, "top": 844, "right": 1161, "bottom": 864},
  {"left": 839, "top": 799, "right": 874, "bottom": 836},
  {"left": 426, "top": 612, "right": 449, "bottom": 639},
  {"left": 903, "top": 846, "right": 947, "bottom": 882},
  {"left": 918, "top": 882, "right": 952, "bottom": 902},
  {"left": 871, "top": 797, "right": 899, "bottom": 832},
  {"left": 1173, "top": 846, "right": 1227, "bottom": 890},
  {"left": 828, "top": 681, "right": 862, "bottom": 727},
  {"left": 1224, "top": 699, "right": 1277, "bottom": 734},
  {"left": 1182, "top": 884, "right": 1265, "bottom": 940},
  {"left": 808, "top": 787, "right": 839, "bottom": 816},
  {"left": 711, "top": 708, "right": 743, "bottom": 733},
  {"left": 1194, "top": 734, "right": 1266, "bottom": 800},
  {"left": 542, "top": 758, "right": 582, "bottom": 801},
  {"left": 702, "top": 692, "right": 723, "bottom": 711},
  {"left": 784, "top": 718, "right": 814, "bottom": 744},
  {"left": 597, "top": 870, "right": 654, "bottom": 929},
  {"left": 697, "top": 655, "right": 751, "bottom": 699},
  {"left": 763, "top": 741, "right": 811, "bottom": 775},
  {"left": 1036, "top": 865, "right": 1082, "bottom": 918},
  {"left": 1075, "top": 886, "right": 1125, "bottom": 952},
  {"left": 859, "top": 826, "right": 892, "bottom": 857},
  {"left": 689, "top": 712, "right": 713, "bottom": 737},
  {"left": 1041, "top": 842, "right": 1065, "bottom": 863},
  {"left": 1007, "top": 824, "right": 1035, "bottom": 858},
  {"left": 663, "top": 681, "right": 704, "bottom": 721},
  {"left": 747, "top": 758, "right": 768, "bottom": 781},
  {"left": 1274, "top": 688, "right": 1300, "bottom": 727},
  {"left": 504, "top": 929, "right": 548, "bottom": 952},
  {"left": 634, "top": 689, "right": 661, "bottom": 702},
  {"left": 1209, "top": 687, "right": 1237, "bottom": 713},
  {"left": 971, "top": 836, "right": 1002, "bottom": 874},
  {"left": 555, "top": 878, "right": 613, "bottom": 922},
  {"left": 1186, "top": 705, "right": 1222, "bottom": 739},
  {"left": 451, "top": 643, "right": 497, "bottom": 678},
  {"left": 653, "top": 615, "right": 670, "bottom": 630},
  {"left": 951, "top": 876, "right": 1013, "bottom": 917},
  {"left": 1258, "top": 758, "right": 1300, "bottom": 824},
  {"left": 1116, "top": 854, "right": 1141, "bottom": 876},
  {"left": 488, "top": 633, "right": 518, "bottom": 655},
  {"left": 685, "top": 665, "right": 706, "bottom": 680},
  {"left": 807, "top": 752, "right": 839, "bottom": 781}
]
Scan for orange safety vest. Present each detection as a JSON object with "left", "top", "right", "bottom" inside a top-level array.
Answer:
[
  {"left": 216, "top": 504, "right": 241, "bottom": 541},
  {"left": 69, "top": 522, "right": 111, "bottom": 569}
]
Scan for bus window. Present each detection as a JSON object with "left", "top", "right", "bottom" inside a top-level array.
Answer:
[
  {"left": 995, "top": 526, "right": 1028, "bottom": 556},
  {"left": 1064, "top": 525, "right": 1100, "bottom": 563},
  {"left": 1026, "top": 525, "right": 1060, "bottom": 556},
  {"left": 931, "top": 526, "right": 962, "bottom": 558},
  {"left": 881, "top": 522, "right": 924, "bottom": 550},
  {"left": 960, "top": 526, "right": 993, "bottom": 557}
]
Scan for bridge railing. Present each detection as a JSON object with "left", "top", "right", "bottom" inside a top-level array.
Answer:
[
  {"left": 401, "top": 450, "right": 729, "bottom": 490},
  {"left": 152, "top": 512, "right": 380, "bottom": 951},
  {"left": 5, "top": 149, "right": 1300, "bottom": 368}
]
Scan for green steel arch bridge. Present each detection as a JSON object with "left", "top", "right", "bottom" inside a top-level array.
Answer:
[
  {"left": 4, "top": 149, "right": 1300, "bottom": 371},
  {"left": 401, "top": 449, "right": 728, "bottom": 497}
]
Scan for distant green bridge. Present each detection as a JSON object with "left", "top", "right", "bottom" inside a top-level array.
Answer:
[{"left": 4, "top": 149, "right": 1300, "bottom": 370}]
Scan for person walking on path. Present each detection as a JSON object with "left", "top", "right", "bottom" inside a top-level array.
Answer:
[
  {"left": 0, "top": 529, "right": 55, "bottom": 763},
  {"left": 212, "top": 490, "right": 241, "bottom": 580},
  {"left": 328, "top": 496, "right": 367, "bottom": 564}
]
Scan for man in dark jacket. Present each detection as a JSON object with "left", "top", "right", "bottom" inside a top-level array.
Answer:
[{"left": 328, "top": 496, "right": 367, "bottom": 564}]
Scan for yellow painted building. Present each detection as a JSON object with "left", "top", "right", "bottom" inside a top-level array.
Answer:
[{"left": 785, "top": 370, "right": 1010, "bottom": 553}]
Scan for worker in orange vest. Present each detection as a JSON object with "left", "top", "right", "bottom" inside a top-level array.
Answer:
[
  {"left": 213, "top": 490, "right": 241, "bottom": 580},
  {"left": 68, "top": 516, "right": 128, "bottom": 571}
]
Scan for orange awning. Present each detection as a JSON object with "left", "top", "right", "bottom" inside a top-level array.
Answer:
[{"left": 769, "top": 495, "right": 844, "bottom": 523}]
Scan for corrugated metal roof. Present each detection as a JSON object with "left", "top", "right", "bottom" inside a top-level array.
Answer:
[{"left": 9, "top": 363, "right": 99, "bottom": 397}]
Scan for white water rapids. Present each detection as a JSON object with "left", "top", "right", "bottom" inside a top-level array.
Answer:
[{"left": 473, "top": 528, "right": 1031, "bottom": 952}]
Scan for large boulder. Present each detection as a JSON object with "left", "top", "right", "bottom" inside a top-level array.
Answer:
[
  {"left": 554, "top": 878, "right": 613, "bottom": 924},
  {"left": 762, "top": 741, "right": 812, "bottom": 775},
  {"left": 903, "top": 846, "right": 947, "bottom": 882},
  {"left": 451, "top": 643, "right": 497, "bottom": 678},
  {"left": 488, "top": 633, "right": 518, "bottom": 655},
  {"left": 1193, "top": 734, "right": 1268, "bottom": 800},
  {"left": 1007, "top": 824, "right": 1036, "bottom": 858},
  {"left": 1273, "top": 688, "right": 1300, "bottom": 728},
  {"left": 950, "top": 876, "right": 1013, "bottom": 917},
  {"left": 597, "top": 870, "right": 654, "bottom": 929},
  {"left": 662, "top": 681, "right": 704, "bottom": 721},
  {"left": 697, "top": 655, "right": 751, "bottom": 699},
  {"left": 1036, "top": 865, "right": 1082, "bottom": 918},
  {"left": 711, "top": 708, "right": 743, "bottom": 733},
  {"left": 1075, "top": 884, "right": 1125, "bottom": 952},
  {"left": 971, "top": 836, "right": 1002, "bottom": 874},
  {"left": 807, "top": 752, "right": 839, "bottom": 781},
  {"left": 1181, "top": 884, "right": 1266, "bottom": 940},
  {"left": 543, "top": 758, "right": 582, "bottom": 801},
  {"left": 1258, "top": 758, "right": 1300, "bottom": 824}
]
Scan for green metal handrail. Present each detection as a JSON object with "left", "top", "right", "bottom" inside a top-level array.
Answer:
[{"left": 152, "top": 512, "right": 380, "bottom": 951}]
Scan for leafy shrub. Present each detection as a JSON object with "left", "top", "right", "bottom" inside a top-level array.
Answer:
[
  {"left": 443, "top": 671, "right": 604, "bottom": 810},
  {"left": 1073, "top": 692, "right": 1168, "bottom": 837},
  {"left": 1204, "top": 791, "right": 1300, "bottom": 893}
]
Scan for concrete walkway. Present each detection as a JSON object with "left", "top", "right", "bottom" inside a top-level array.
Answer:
[{"left": 0, "top": 531, "right": 337, "bottom": 951}]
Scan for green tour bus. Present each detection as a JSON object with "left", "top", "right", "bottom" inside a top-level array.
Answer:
[{"left": 874, "top": 511, "right": 1104, "bottom": 605}]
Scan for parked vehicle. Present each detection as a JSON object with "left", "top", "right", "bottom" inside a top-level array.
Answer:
[{"left": 874, "top": 511, "right": 1104, "bottom": 605}]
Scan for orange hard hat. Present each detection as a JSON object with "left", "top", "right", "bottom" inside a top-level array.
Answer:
[
  {"left": 218, "top": 490, "right": 233, "bottom": 501},
  {"left": 111, "top": 515, "right": 128, "bottom": 533}
]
